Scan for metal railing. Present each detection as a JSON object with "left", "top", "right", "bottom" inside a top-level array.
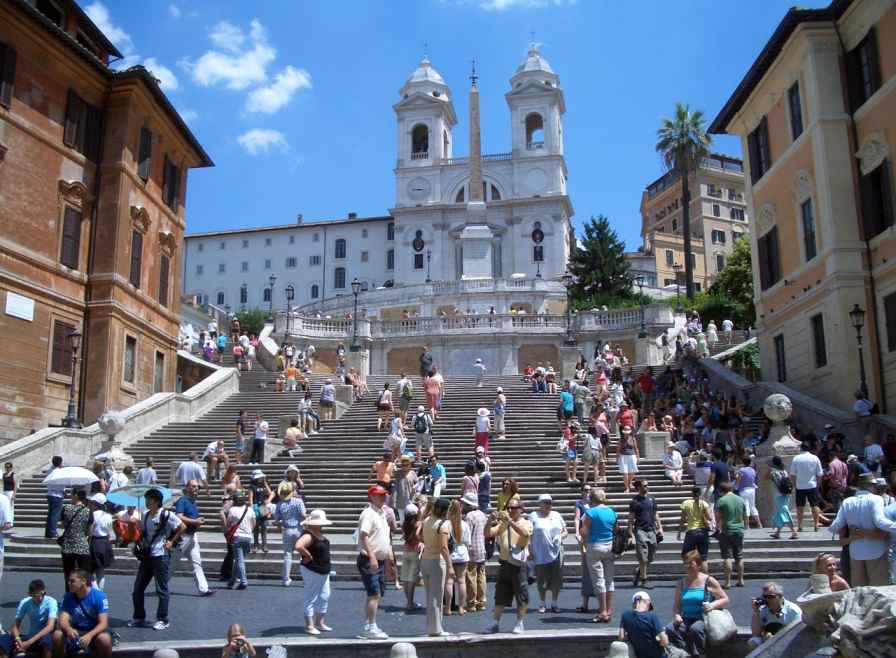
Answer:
[{"left": 438, "top": 152, "right": 513, "bottom": 166}]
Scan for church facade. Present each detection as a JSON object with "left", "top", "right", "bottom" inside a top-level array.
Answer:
[{"left": 182, "top": 47, "right": 573, "bottom": 313}]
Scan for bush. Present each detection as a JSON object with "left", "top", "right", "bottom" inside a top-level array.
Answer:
[{"left": 235, "top": 308, "right": 267, "bottom": 336}]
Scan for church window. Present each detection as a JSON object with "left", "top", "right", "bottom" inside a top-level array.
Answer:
[
  {"left": 491, "top": 184, "right": 501, "bottom": 201},
  {"left": 334, "top": 267, "right": 346, "bottom": 289},
  {"left": 455, "top": 187, "right": 465, "bottom": 203},
  {"left": 387, "top": 223, "right": 395, "bottom": 241},
  {"left": 411, "top": 124, "right": 429, "bottom": 159},
  {"left": 334, "top": 238, "right": 346, "bottom": 259},
  {"left": 362, "top": 228, "right": 368, "bottom": 238},
  {"left": 387, "top": 249, "right": 395, "bottom": 270},
  {"left": 262, "top": 288, "right": 270, "bottom": 303},
  {"left": 533, "top": 245, "right": 544, "bottom": 262},
  {"left": 361, "top": 251, "right": 369, "bottom": 262},
  {"left": 311, "top": 284, "right": 319, "bottom": 299},
  {"left": 414, "top": 253, "right": 424, "bottom": 270},
  {"left": 525, "top": 113, "right": 544, "bottom": 150},
  {"left": 217, "top": 291, "right": 225, "bottom": 305}
]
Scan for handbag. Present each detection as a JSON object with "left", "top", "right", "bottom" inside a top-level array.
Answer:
[
  {"left": 223, "top": 506, "right": 249, "bottom": 544},
  {"left": 132, "top": 511, "right": 170, "bottom": 562},
  {"left": 611, "top": 519, "right": 632, "bottom": 556},
  {"left": 702, "top": 579, "right": 737, "bottom": 644}
]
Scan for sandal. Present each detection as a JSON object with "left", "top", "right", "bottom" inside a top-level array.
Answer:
[
  {"left": 550, "top": 605, "right": 560, "bottom": 613},
  {"left": 576, "top": 606, "right": 589, "bottom": 613},
  {"left": 538, "top": 606, "right": 547, "bottom": 614}
]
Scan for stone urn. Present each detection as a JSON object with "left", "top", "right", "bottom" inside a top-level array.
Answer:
[
  {"left": 754, "top": 393, "right": 801, "bottom": 521},
  {"left": 95, "top": 410, "right": 134, "bottom": 470}
]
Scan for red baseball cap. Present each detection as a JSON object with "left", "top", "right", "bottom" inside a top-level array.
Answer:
[{"left": 368, "top": 485, "right": 389, "bottom": 497}]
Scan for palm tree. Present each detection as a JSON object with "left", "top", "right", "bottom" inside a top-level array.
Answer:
[{"left": 656, "top": 103, "right": 711, "bottom": 300}]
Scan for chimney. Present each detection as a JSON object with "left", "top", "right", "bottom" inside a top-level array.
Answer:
[{"left": 348, "top": 212, "right": 357, "bottom": 220}]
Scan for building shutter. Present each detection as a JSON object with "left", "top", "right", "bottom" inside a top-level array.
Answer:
[
  {"left": 884, "top": 292, "right": 896, "bottom": 353},
  {"left": 64, "top": 89, "right": 84, "bottom": 149},
  {"left": 158, "top": 254, "right": 170, "bottom": 307},
  {"left": 768, "top": 226, "right": 780, "bottom": 285},
  {"left": 865, "top": 28, "right": 881, "bottom": 100},
  {"left": 84, "top": 104, "right": 102, "bottom": 162},
  {"left": 51, "top": 320, "right": 74, "bottom": 375},
  {"left": 0, "top": 42, "right": 17, "bottom": 108},
  {"left": 162, "top": 154, "right": 170, "bottom": 204},
  {"left": 747, "top": 129, "right": 761, "bottom": 185},
  {"left": 137, "top": 127, "right": 152, "bottom": 181},
  {"left": 60, "top": 207, "right": 82, "bottom": 269},
  {"left": 129, "top": 230, "right": 143, "bottom": 288},
  {"left": 170, "top": 162, "right": 180, "bottom": 209}
]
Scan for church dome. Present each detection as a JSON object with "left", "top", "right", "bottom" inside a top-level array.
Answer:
[
  {"left": 406, "top": 57, "right": 445, "bottom": 85},
  {"left": 515, "top": 45, "right": 554, "bottom": 75},
  {"left": 400, "top": 57, "right": 451, "bottom": 100}
]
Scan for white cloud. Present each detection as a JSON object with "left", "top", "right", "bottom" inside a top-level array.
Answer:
[
  {"left": 237, "top": 129, "right": 289, "bottom": 156},
  {"left": 179, "top": 109, "right": 199, "bottom": 123},
  {"left": 184, "top": 19, "right": 276, "bottom": 90},
  {"left": 143, "top": 58, "right": 179, "bottom": 91},
  {"left": 245, "top": 65, "right": 311, "bottom": 114},
  {"left": 479, "top": 0, "right": 576, "bottom": 9},
  {"left": 168, "top": 4, "right": 181, "bottom": 18},
  {"left": 85, "top": 2, "right": 135, "bottom": 55}
]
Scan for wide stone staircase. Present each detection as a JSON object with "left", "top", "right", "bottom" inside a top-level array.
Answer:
[{"left": 4, "top": 355, "right": 835, "bottom": 582}]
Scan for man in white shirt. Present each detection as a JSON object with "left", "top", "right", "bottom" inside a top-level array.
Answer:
[
  {"left": 395, "top": 373, "right": 412, "bottom": 423},
  {"left": 853, "top": 391, "right": 874, "bottom": 417},
  {"left": 135, "top": 458, "right": 158, "bottom": 485},
  {"left": 201, "top": 440, "right": 229, "bottom": 481},
  {"left": 721, "top": 318, "right": 734, "bottom": 344},
  {"left": 356, "top": 485, "right": 391, "bottom": 640},
  {"left": 789, "top": 442, "right": 824, "bottom": 532},
  {"left": 829, "top": 472, "right": 896, "bottom": 585}
]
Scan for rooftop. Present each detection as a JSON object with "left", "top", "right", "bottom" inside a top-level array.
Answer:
[
  {"left": 185, "top": 214, "right": 393, "bottom": 239},
  {"left": 645, "top": 154, "right": 744, "bottom": 198}
]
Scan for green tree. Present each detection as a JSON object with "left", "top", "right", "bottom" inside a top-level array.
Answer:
[
  {"left": 235, "top": 308, "right": 267, "bottom": 336},
  {"left": 656, "top": 102, "right": 712, "bottom": 300},
  {"left": 708, "top": 234, "right": 755, "bottom": 326},
  {"left": 569, "top": 215, "right": 634, "bottom": 309}
]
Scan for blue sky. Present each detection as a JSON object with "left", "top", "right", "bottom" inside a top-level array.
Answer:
[{"left": 87, "top": 0, "right": 827, "bottom": 250}]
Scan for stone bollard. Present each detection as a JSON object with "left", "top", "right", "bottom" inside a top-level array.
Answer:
[
  {"left": 637, "top": 431, "right": 671, "bottom": 460},
  {"left": 753, "top": 393, "right": 801, "bottom": 523}
]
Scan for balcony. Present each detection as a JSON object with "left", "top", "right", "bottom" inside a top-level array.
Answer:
[
  {"left": 410, "top": 151, "right": 429, "bottom": 160},
  {"left": 707, "top": 188, "right": 722, "bottom": 198},
  {"left": 439, "top": 152, "right": 513, "bottom": 166},
  {"left": 526, "top": 141, "right": 545, "bottom": 151}
]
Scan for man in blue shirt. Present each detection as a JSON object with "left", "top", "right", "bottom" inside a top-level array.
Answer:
[
  {"left": 618, "top": 591, "right": 669, "bottom": 658},
  {"left": 0, "top": 579, "right": 57, "bottom": 658},
  {"left": 53, "top": 569, "right": 111, "bottom": 658},
  {"left": 173, "top": 480, "right": 213, "bottom": 597}
]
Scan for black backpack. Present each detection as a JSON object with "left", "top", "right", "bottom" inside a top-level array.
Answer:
[
  {"left": 773, "top": 471, "right": 793, "bottom": 495},
  {"left": 414, "top": 414, "right": 429, "bottom": 434}
]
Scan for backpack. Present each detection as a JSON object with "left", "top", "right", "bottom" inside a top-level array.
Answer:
[
  {"left": 402, "top": 383, "right": 414, "bottom": 400},
  {"left": 414, "top": 414, "right": 429, "bottom": 434},
  {"left": 438, "top": 520, "right": 456, "bottom": 553},
  {"left": 773, "top": 470, "right": 793, "bottom": 495}
]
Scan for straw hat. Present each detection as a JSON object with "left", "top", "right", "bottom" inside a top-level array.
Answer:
[
  {"left": 477, "top": 407, "right": 490, "bottom": 416},
  {"left": 301, "top": 509, "right": 333, "bottom": 527},
  {"left": 277, "top": 482, "right": 293, "bottom": 500}
]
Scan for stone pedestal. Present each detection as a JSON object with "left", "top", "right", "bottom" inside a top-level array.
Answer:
[
  {"left": 754, "top": 393, "right": 801, "bottom": 522},
  {"left": 345, "top": 349, "right": 370, "bottom": 377},
  {"left": 638, "top": 431, "right": 671, "bottom": 460},
  {"left": 460, "top": 221, "right": 493, "bottom": 280},
  {"left": 559, "top": 346, "right": 580, "bottom": 381}
]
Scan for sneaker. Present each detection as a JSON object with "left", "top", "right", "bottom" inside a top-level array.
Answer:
[
  {"left": 199, "top": 591, "right": 216, "bottom": 597},
  {"left": 126, "top": 619, "right": 149, "bottom": 628},
  {"left": 311, "top": 430, "right": 319, "bottom": 435},
  {"left": 318, "top": 623, "right": 333, "bottom": 632},
  {"left": 152, "top": 621, "right": 170, "bottom": 631},
  {"left": 485, "top": 622, "right": 500, "bottom": 634},
  {"left": 283, "top": 579, "right": 292, "bottom": 587},
  {"left": 306, "top": 627, "right": 321, "bottom": 636},
  {"left": 512, "top": 621, "right": 525, "bottom": 635},
  {"left": 362, "top": 626, "right": 389, "bottom": 640}
]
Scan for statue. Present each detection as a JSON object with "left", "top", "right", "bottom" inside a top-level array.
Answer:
[{"left": 829, "top": 586, "right": 896, "bottom": 658}]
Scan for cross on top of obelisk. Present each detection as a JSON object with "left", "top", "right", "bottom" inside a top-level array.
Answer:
[{"left": 469, "top": 59, "right": 478, "bottom": 87}]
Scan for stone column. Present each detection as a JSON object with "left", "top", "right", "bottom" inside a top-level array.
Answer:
[
  {"left": 345, "top": 349, "right": 370, "bottom": 377},
  {"left": 753, "top": 393, "right": 802, "bottom": 522}
]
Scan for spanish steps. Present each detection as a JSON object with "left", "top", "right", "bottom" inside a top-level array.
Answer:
[{"left": 4, "top": 347, "right": 835, "bottom": 582}]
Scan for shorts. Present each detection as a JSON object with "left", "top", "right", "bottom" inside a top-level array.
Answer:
[
  {"left": 566, "top": 448, "right": 577, "bottom": 461},
  {"left": 0, "top": 634, "right": 53, "bottom": 656},
  {"left": 416, "top": 432, "right": 433, "bottom": 451},
  {"left": 399, "top": 397, "right": 410, "bottom": 411},
  {"left": 235, "top": 439, "right": 245, "bottom": 453},
  {"left": 582, "top": 450, "right": 600, "bottom": 466},
  {"left": 475, "top": 432, "right": 489, "bottom": 452},
  {"left": 357, "top": 553, "right": 386, "bottom": 597},
  {"left": 494, "top": 560, "right": 529, "bottom": 608},
  {"left": 562, "top": 408, "right": 573, "bottom": 419},
  {"left": 682, "top": 528, "right": 709, "bottom": 560},
  {"left": 635, "top": 529, "right": 657, "bottom": 563},
  {"left": 400, "top": 550, "right": 420, "bottom": 582},
  {"left": 376, "top": 403, "right": 391, "bottom": 412},
  {"left": 320, "top": 400, "right": 335, "bottom": 409},
  {"left": 718, "top": 532, "right": 744, "bottom": 561},
  {"left": 795, "top": 488, "right": 819, "bottom": 508},
  {"left": 618, "top": 454, "right": 638, "bottom": 474}
]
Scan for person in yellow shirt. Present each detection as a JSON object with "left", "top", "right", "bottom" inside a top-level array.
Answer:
[
  {"left": 677, "top": 486, "right": 712, "bottom": 574},
  {"left": 484, "top": 500, "right": 532, "bottom": 634}
]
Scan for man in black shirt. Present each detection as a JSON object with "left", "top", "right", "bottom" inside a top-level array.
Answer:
[
  {"left": 708, "top": 450, "right": 730, "bottom": 506},
  {"left": 627, "top": 480, "right": 663, "bottom": 588}
]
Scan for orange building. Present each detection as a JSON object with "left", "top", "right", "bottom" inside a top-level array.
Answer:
[
  {"left": 710, "top": 0, "right": 896, "bottom": 412},
  {"left": 0, "top": 0, "right": 212, "bottom": 439}
]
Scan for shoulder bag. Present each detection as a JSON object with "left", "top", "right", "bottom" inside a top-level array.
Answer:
[
  {"left": 702, "top": 578, "right": 737, "bottom": 644},
  {"left": 611, "top": 516, "right": 631, "bottom": 556},
  {"left": 224, "top": 506, "right": 249, "bottom": 544},
  {"left": 505, "top": 522, "right": 528, "bottom": 566},
  {"left": 132, "top": 511, "right": 170, "bottom": 562}
]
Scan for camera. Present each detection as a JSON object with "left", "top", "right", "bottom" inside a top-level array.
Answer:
[
  {"left": 236, "top": 639, "right": 246, "bottom": 648},
  {"left": 753, "top": 596, "right": 765, "bottom": 607}
]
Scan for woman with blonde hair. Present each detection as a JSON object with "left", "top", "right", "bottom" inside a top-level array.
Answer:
[
  {"left": 295, "top": 509, "right": 334, "bottom": 634},
  {"left": 813, "top": 553, "right": 849, "bottom": 591},
  {"left": 581, "top": 488, "right": 616, "bottom": 623},
  {"left": 496, "top": 478, "right": 521, "bottom": 512},
  {"left": 222, "top": 465, "right": 241, "bottom": 494},
  {"left": 222, "top": 623, "right": 256, "bottom": 658},
  {"left": 444, "top": 499, "right": 471, "bottom": 616}
]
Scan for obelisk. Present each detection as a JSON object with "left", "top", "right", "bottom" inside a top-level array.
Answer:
[{"left": 460, "top": 60, "right": 493, "bottom": 278}]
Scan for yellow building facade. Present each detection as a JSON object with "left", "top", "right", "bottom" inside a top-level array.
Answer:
[{"left": 710, "top": 0, "right": 896, "bottom": 412}]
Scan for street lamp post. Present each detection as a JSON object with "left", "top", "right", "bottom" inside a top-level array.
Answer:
[
  {"left": 635, "top": 275, "right": 647, "bottom": 338},
  {"left": 267, "top": 273, "right": 277, "bottom": 322},
  {"left": 350, "top": 278, "right": 362, "bottom": 352},
  {"left": 61, "top": 330, "right": 82, "bottom": 428},
  {"left": 561, "top": 270, "right": 577, "bottom": 345},
  {"left": 672, "top": 263, "right": 683, "bottom": 313},
  {"left": 849, "top": 304, "right": 869, "bottom": 398},
  {"left": 284, "top": 284, "right": 295, "bottom": 340},
  {"left": 425, "top": 250, "right": 432, "bottom": 283}
]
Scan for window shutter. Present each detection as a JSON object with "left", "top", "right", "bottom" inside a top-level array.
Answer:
[
  {"left": 60, "top": 207, "right": 82, "bottom": 269},
  {"left": 866, "top": 28, "right": 881, "bottom": 96},
  {"left": 880, "top": 160, "right": 894, "bottom": 231},
  {"left": 0, "top": 42, "right": 17, "bottom": 108},
  {"left": 129, "top": 230, "right": 143, "bottom": 288},
  {"left": 162, "top": 155, "right": 170, "bottom": 205},
  {"left": 768, "top": 226, "right": 780, "bottom": 285},
  {"left": 64, "top": 90, "right": 84, "bottom": 149},
  {"left": 169, "top": 163, "right": 181, "bottom": 209},
  {"left": 51, "top": 320, "right": 74, "bottom": 375},
  {"left": 158, "top": 254, "right": 170, "bottom": 307},
  {"left": 758, "top": 117, "right": 770, "bottom": 174},
  {"left": 137, "top": 127, "right": 152, "bottom": 181},
  {"left": 747, "top": 130, "right": 761, "bottom": 185},
  {"left": 84, "top": 104, "right": 102, "bottom": 162},
  {"left": 885, "top": 293, "right": 896, "bottom": 353}
]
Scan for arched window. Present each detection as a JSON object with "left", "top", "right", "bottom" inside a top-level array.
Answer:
[
  {"left": 455, "top": 187, "right": 465, "bottom": 203},
  {"left": 334, "top": 267, "right": 346, "bottom": 289},
  {"left": 411, "top": 124, "right": 429, "bottom": 159},
  {"left": 216, "top": 291, "right": 225, "bottom": 305},
  {"left": 491, "top": 184, "right": 501, "bottom": 200},
  {"left": 310, "top": 284, "right": 319, "bottom": 299},
  {"left": 334, "top": 238, "right": 346, "bottom": 259},
  {"left": 525, "top": 113, "right": 544, "bottom": 150}
]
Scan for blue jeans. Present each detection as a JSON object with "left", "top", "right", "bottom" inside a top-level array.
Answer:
[
  {"left": 230, "top": 536, "right": 251, "bottom": 586},
  {"left": 301, "top": 410, "right": 320, "bottom": 431},
  {"left": 132, "top": 553, "right": 171, "bottom": 622},
  {"left": 45, "top": 496, "right": 63, "bottom": 538}
]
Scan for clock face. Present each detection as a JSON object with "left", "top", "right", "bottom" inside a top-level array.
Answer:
[{"left": 407, "top": 177, "right": 431, "bottom": 201}]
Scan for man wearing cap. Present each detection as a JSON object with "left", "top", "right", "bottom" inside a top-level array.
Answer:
[
  {"left": 628, "top": 480, "right": 663, "bottom": 588},
  {"left": 618, "top": 591, "right": 669, "bottom": 658},
  {"left": 485, "top": 499, "right": 533, "bottom": 634},
  {"left": 172, "top": 480, "right": 212, "bottom": 597},
  {"left": 461, "top": 492, "right": 489, "bottom": 612},
  {"left": 829, "top": 471, "right": 896, "bottom": 585},
  {"left": 356, "top": 485, "right": 391, "bottom": 639},
  {"left": 412, "top": 406, "right": 434, "bottom": 462},
  {"left": 274, "top": 481, "right": 306, "bottom": 586}
]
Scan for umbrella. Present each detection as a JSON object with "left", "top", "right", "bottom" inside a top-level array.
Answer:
[
  {"left": 106, "top": 485, "right": 173, "bottom": 508},
  {"left": 42, "top": 467, "right": 98, "bottom": 488}
]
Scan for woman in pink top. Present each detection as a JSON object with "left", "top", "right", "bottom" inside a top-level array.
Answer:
[
  {"left": 462, "top": 462, "right": 479, "bottom": 497},
  {"left": 424, "top": 375, "right": 441, "bottom": 420}
]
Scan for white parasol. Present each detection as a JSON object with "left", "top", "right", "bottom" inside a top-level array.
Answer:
[{"left": 42, "top": 466, "right": 99, "bottom": 488}]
